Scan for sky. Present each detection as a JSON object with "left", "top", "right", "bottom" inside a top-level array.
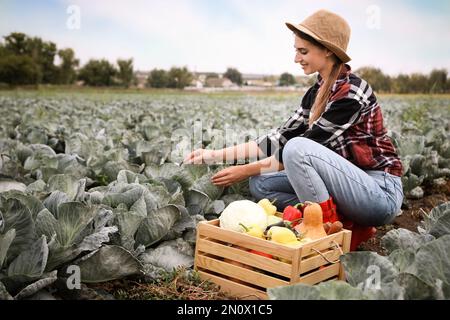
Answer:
[{"left": 1, "top": 0, "right": 449, "bottom": 76}]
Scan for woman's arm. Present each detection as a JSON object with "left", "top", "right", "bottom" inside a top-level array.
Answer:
[
  {"left": 184, "top": 141, "right": 265, "bottom": 164},
  {"left": 244, "top": 154, "right": 284, "bottom": 176},
  {"left": 219, "top": 140, "right": 266, "bottom": 163},
  {"left": 211, "top": 155, "right": 284, "bottom": 187}
]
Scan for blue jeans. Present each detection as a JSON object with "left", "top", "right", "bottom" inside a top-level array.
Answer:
[{"left": 249, "top": 137, "right": 404, "bottom": 227}]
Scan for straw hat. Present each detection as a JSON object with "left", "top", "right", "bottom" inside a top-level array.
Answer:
[{"left": 286, "top": 9, "right": 351, "bottom": 63}]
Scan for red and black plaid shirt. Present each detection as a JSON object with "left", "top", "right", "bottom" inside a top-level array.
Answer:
[{"left": 256, "top": 64, "right": 403, "bottom": 177}]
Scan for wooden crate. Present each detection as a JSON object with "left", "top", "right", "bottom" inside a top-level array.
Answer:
[{"left": 194, "top": 219, "right": 352, "bottom": 300}]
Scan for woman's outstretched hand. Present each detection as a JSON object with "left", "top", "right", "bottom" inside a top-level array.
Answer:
[
  {"left": 211, "top": 166, "right": 249, "bottom": 187},
  {"left": 183, "top": 149, "right": 217, "bottom": 165}
]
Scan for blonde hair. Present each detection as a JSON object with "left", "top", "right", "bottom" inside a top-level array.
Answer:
[
  {"left": 293, "top": 31, "right": 344, "bottom": 127},
  {"left": 309, "top": 60, "right": 342, "bottom": 126}
]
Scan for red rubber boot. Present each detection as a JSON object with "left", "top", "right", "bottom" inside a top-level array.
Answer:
[
  {"left": 318, "top": 197, "right": 340, "bottom": 223},
  {"left": 318, "top": 197, "right": 376, "bottom": 251},
  {"left": 341, "top": 220, "right": 377, "bottom": 251}
]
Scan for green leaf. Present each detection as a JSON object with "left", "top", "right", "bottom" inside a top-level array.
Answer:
[
  {"left": 316, "top": 280, "right": 369, "bottom": 300},
  {"left": 268, "top": 280, "right": 367, "bottom": 300},
  {"left": 16, "top": 144, "right": 33, "bottom": 165},
  {"left": 14, "top": 270, "right": 58, "bottom": 300},
  {"left": 77, "top": 226, "right": 118, "bottom": 252},
  {"left": 340, "top": 252, "right": 398, "bottom": 287},
  {"left": 220, "top": 194, "right": 247, "bottom": 207},
  {"left": 399, "top": 135, "right": 425, "bottom": 156},
  {"left": 268, "top": 283, "right": 321, "bottom": 300},
  {"left": 76, "top": 245, "right": 143, "bottom": 283},
  {"left": 102, "top": 184, "right": 145, "bottom": 209},
  {"left": 117, "top": 170, "right": 148, "bottom": 184},
  {"left": 161, "top": 206, "right": 195, "bottom": 241},
  {"left": 47, "top": 174, "right": 80, "bottom": 200},
  {"left": 0, "top": 198, "right": 36, "bottom": 262},
  {"left": 388, "top": 249, "right": 416, "bottom": 273},
  {"left": 43, "top": 205, "right": 116, "bottom": 271},
  {"left": 422, "top": 202, "right": 450, "bottom": 238},
  {"left": 113, "top": 196, "right": 147, "bottom": 251},
  {"left": 144, "top": 163, "right": 183, "bottom": 180},
  {"left": 191, "top": 172, "right": 224, "bottom": 201},
  {"left": 381, "top": 228, "right": 435, "bottom": 253},
  {"left": 7, "top": 235, "right": 48, "bottom": 280},
  {"left": 185, "top": 189, "right": 210, "bottom": 216},
  {"left": 55, "top": 202, "right": 96, "bottom": 246},
  {"left": 1, "top": 191, "right": 45, "bottom": 220},
  {"left": 0, "top": 180, "right": 26, "bottom": 193},
  {"left": 407, "top": 235, "right": 450, "bottom": 287},
  {"left": 25, "top": 180, "right": 47, "bottom": 193},
  {"left": 43, "top": 191, "right": 70, "bottom": 216},
  {"left": 0, "top": 281, "right": 13, "bottom": 300},
  {"left": 135, "top": 205, "right": 181, "bottom": 247},
  {"left": 140, "top": 245, "right": 194, "bottom": 272},
  {"left": 395, "top": 273, "right": 438, "bottom": 300},
  {"left": 0, "top": 229, "right": 16, "bottom": 269}
]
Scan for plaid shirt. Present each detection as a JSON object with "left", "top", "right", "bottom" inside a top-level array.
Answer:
[{"left": 256, "top": 64, "right": 403, "bottom": 177}]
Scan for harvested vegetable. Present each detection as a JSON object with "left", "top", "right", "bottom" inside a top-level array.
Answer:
[
  {"left": 239, "top": 223, "right": 264, "bottom": 239},
  {"left": 258, "top": 198, "right": 277, "bottom": 216},
  {"left": 282, "top": 203, "right": 303, "bottom": 227},
  {"left": 267, "top": 226, "right": 298, "bottom": 244},
  {"left": 327, "top": 221, "right": 343, "bottom": 235},
  {"left": 295, "top": 202, "right": 327, "bottom": 240},
  {"left": 267, "top": 215, "right": 283, "bottom": 226},
  {"left": 219, "top": 200, "right": 268, "bottom": 232}
]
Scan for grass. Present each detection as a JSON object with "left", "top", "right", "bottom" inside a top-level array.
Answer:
[
  {"left": 0, "top": 86, "right": 305, "bottom": 106},
  {"left": 88, "top": 267, "right": 236, "bottom": 300}
]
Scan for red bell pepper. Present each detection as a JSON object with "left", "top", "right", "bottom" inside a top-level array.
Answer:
[{"left": 282, "top": 203, "right": 303, "bottom": 227}]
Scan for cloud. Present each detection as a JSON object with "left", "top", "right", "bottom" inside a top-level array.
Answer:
[{"left": 1, "top": 0, "right": 448, "bottom": 75}]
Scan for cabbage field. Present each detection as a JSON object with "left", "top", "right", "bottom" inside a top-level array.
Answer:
[{"left": 0, "top": 91, "right": 449, "bottom": 300}]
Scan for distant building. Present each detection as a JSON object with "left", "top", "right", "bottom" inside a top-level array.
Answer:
[
  {"left": 245, "top": 79, "right": 274, "bottom": 87},
  {"left": 205, "top": 77, "right": 235, "bottom": 88},
  {"left": 135, "top": 71, "right": 150, "bottom": 89},
  {"left": 190, "top": 79, "right": 204, "bottom": 89},
  {"left": 242, "top": 73, "right": 277, "bottom": 87}
]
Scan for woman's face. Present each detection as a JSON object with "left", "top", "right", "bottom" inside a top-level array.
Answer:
[{"left": 294, "top": 35, "right": 331, "bottom": 76}]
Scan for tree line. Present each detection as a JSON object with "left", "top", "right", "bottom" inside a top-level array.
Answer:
[
  {"left": 0, "top": 32, "right": 135, "bottom": 87},
  {"left": 279, "top": 67, "right": 449, "bottom": 94},
  {"left": 0, "top": 32, "right": 448, "bottom": 93},
  {"left": 354, "top": 67, "right": 448, "bottom": 94}
]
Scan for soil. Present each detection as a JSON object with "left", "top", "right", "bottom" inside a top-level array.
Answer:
[{"left": 358, "top": 180, "right": 450, "bottom": 255}]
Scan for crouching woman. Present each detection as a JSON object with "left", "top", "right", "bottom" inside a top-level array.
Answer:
[{"left": 184, "top": 10, "right": 404, "bottom": 250}]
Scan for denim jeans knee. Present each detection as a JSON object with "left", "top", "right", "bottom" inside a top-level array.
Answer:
[
  {"left": 249, "top": 175, "right": 266, "bottom": 201},
  {"left": 283, "top": 137, "right": 311, "bottom": 160}
]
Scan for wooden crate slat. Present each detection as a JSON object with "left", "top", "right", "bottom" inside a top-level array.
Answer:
[
  {"left": 300, "top": 248, "right": 342, "bottom": 274},
  {"left": 300, "top": 231, "right": 347, "bottom": 257},
  {"left": 339, "top": 230, "right": 352, "bottom": 280},
  {"left": 208, "top": 220, "right": 220, "bottom": 226},
  {"left": 298, "top": 263, "right": 341, "bottom": 285},
  {"left": 198, "top": 221, "right": 294, "bottom": 259},
  {"left": 196, "top": 254, "right": 289, "bottom": 289},
  {"left": 195, "top": 219, "right": 352, "bottom": 299},
  {"left": 197, "top": 238, "right": 292, "bottom": 277},
  {"left": 198, "top": 270, "right": 268, "bottom": 300}
]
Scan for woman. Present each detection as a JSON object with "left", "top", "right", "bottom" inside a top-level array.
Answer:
[{"left": 184, "top": 9, "right": 404, "bottom": 250}]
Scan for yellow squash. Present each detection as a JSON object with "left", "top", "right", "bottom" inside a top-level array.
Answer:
[{"left": 258, "top": 199, "right": 277, "bottom": 216}]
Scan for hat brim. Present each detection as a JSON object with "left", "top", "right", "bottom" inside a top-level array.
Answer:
[{"left": 285, "top": 22, "right": 351, "bottom": 63}]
